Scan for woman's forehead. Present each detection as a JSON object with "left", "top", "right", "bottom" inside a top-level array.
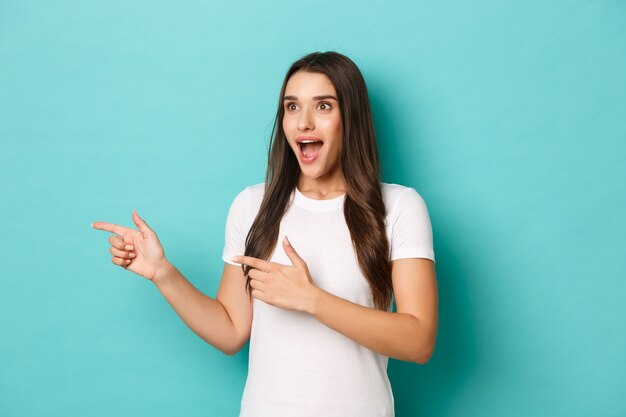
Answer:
[{"left": 284, "top": 71, "right": 336, "bottom": 98}]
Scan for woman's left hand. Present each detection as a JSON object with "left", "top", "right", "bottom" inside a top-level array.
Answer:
[{"left": 231, "top": 236, "right": 319, "bottom": 313}]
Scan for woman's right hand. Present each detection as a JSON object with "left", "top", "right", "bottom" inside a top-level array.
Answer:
[{"left": 92, "top": 210, "right": 169, "bottom": 283}]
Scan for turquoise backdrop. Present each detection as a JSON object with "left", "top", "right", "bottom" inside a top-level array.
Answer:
[{"left": 1, "top": 1, "right": 624, "bottom": 416}]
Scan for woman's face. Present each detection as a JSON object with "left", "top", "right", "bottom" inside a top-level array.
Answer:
[{"left": 282, "top": 71, "right": 343, "bottom": 183}]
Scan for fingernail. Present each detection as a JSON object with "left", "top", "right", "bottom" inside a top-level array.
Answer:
[
  {"left": 129, "top": 253, "right": 136, "bottom": 258},
  {"left": 284, "top": 236, "right": 291, "bottom": 245},
  {"left": 231, "top": 256, "right": 239, "bottom": 262},
  {"left": 125, "top": 245, "right": 134, "bottom": 250}
]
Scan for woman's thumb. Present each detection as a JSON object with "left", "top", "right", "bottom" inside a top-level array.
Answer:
[{"left": 132, "top": 209, "right": 153, "bottom": 234}]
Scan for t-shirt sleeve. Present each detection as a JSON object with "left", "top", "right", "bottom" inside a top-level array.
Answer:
[
  {"left": 390, "top": 187, "right": 436, "bottom": 263},
  {"left": 222, "top": 187, "right": 251, "bottom": 267}
]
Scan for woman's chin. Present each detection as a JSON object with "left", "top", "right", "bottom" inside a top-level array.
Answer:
[{"left": 299, "top": 167, "right": 322, "bottom": 179}]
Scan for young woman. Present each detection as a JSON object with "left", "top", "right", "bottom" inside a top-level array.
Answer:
[{"left": 92, "top": 51, "right": 438, "bottom": 417}]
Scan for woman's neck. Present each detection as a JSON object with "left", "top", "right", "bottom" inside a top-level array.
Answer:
[{"left": 297, "top": 171, "right": 346, "bottom": 200}]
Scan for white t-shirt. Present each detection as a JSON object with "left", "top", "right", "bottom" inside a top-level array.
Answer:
[{"left": 222, "top": 182, "right": 435, "bottom": 417}]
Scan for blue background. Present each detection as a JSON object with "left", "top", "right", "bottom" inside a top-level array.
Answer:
[{"left": 1, "top": 1, "right": 624, "bottom": 416}]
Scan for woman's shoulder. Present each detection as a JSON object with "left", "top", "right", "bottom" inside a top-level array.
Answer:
[
  {"left": 232, "top": 182, "right": 265, "bottom": 205},
  {"left": 381, "top": 182, "right": 428, "bottom": 213},
  {"left": 381, "top": 182, "right": 423, "bottom": 199},
  {"left": 226, "top": 182, "right": 265, "bottom": 220},
  {"left": 244, "top": 182, "right": 265, "bottom": 195}
]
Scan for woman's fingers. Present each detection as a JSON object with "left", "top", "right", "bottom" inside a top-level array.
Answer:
[
  {"left": 132, "top": 210, "right": 153, "bottom": 235},
  {"left": 249, "top": 268, "right": 269, "bottom": 280},
  {"left": 112, "top": 256, "right": 133, "bottom": 267},
  {"left": 110, "top": 245, "right": 136, "bottom": 259},
  {"left": 233, "top": 256, "right": 277, "bottom": 273},
  {"left": 92, "top": 221, "right": 131, "bottom": 236},
  {"left": 109, "top": 238, "right": 136, "bottom": 268},
  {"left": 108, "top": 235, "right": 129, "bottom": 250}
]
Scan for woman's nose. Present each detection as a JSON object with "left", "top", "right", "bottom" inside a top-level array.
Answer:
[{"left": 297, "top": 108, "right": 314, "bottom": 131}]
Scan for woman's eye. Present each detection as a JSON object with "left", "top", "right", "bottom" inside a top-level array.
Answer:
[
  {"left": 318, "top": 102, "right": 332, "bottom": 110},
  {"left": 286, "top": 103, "right": 297, "bottom": 111}
]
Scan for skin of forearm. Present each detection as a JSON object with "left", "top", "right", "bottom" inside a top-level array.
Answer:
[
  {"left": 308, "top": 288, "right": 436, "bottom": 364},
  {"left": 153, "top": 262, "right": 239, "bottom": 355}
]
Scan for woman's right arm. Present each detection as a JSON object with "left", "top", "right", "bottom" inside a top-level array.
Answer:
[
  {"left": 92, "top": 210, "right": 252, "bottom": 356},
  {"left": 154, "top": 261, "right": 252, "bottom": 356}
]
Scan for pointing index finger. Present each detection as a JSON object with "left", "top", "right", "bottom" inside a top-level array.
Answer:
[
  {"left": 233, "top": 256, "right": 276, "bottom": 272},
  {"left": 92, "top": 221, "right": 131, "bottom": 236}
]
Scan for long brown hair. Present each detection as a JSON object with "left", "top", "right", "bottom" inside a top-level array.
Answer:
[{"left": 242, "top": 51, "right": 392, "bottom": 311}]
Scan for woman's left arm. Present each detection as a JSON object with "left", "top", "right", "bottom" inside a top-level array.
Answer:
[
  {"left": 309, "top": 257, "right": 438, "bottom": 364},
  {"left": 232, "top": 237, "right": 438, "bottom": 364}
]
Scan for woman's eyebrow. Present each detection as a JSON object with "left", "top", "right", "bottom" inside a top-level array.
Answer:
[{"left": 283, "top": 95, "right": 338, "bottom": 101}]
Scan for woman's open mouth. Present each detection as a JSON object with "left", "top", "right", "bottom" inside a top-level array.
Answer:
[{"left": 297, "top": 138, "right": 324, "bottom": 164}]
